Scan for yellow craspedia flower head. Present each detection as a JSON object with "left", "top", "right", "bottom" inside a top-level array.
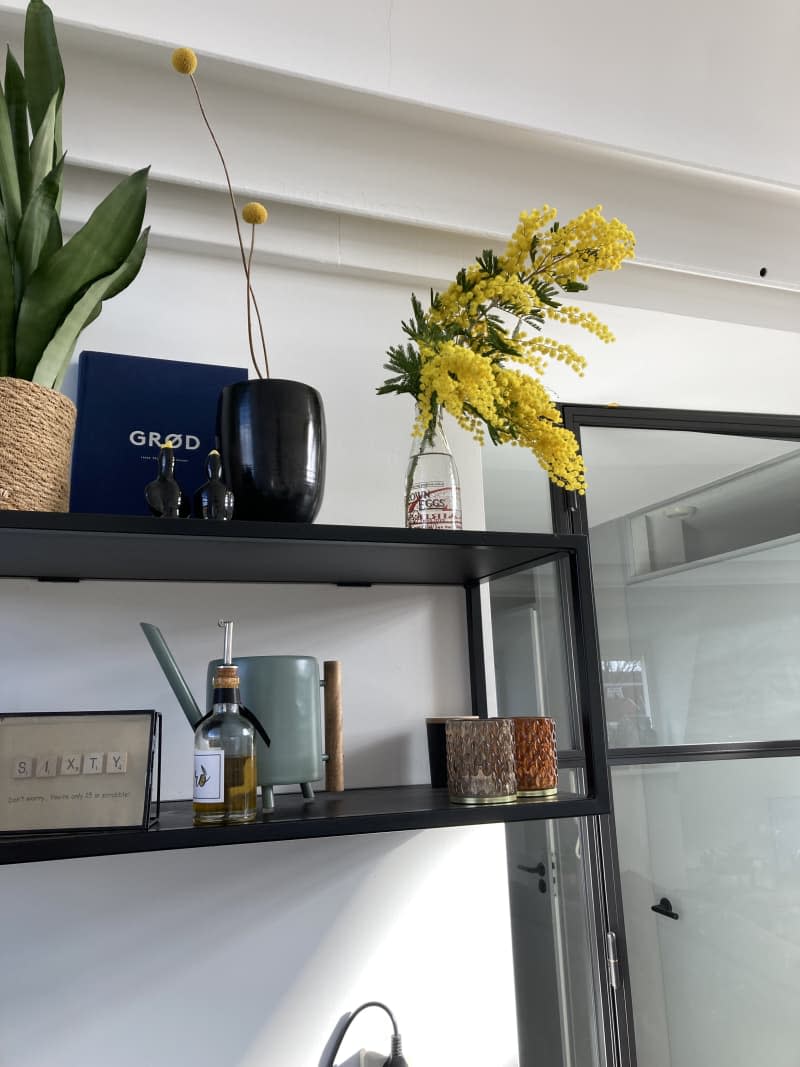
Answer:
[
  {"left": 171, "top": 47, "right": 198, "bottom": 75},
  {"left": 242, "top": 202, "right": 268, "bottom": 225}
]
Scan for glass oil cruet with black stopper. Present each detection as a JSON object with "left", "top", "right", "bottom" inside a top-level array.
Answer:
[{"left": 193, "top": 620, "right": 257, "bottom": 825}]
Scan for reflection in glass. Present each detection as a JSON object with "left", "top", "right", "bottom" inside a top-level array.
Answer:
[
  {"left": 507, "top": 769, "right": 606, "bottom": 1067},
  {"left": 482, "top": 447, "right": 553, "bottom": 533},
  {"left": 490, "top": 562, "right": 577, "bottom": 748},
  {"left": 581, "top": 426, "right": 800, "bottom": 746},
  {"left": 612, "top": 758, "right": 800, "bottom": 1067}
]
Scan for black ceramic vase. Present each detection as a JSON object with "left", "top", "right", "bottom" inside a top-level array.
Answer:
[{"left": 218, "top": 379, "right": 326, "bottom": 522}]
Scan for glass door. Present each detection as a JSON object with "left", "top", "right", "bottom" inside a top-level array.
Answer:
[
  {"left": 565, "top": 408, "right": 800, "bottom": 1067},
  {"left": 485, "top": 485, "right": 614, "bottom": 1066},
  {"left": 506, "top": 808, "right": 609, "bottom": 1067},
  {"left": 612, "top": 756, "right": 800, "bottom": 1067}
]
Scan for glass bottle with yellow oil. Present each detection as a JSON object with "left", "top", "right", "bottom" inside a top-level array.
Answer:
[{"left": 193, "top": 620, "right": 257, "bottom": 825}]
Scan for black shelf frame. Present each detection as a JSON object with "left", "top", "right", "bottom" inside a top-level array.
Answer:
[
  {"left": 1, "top": 788, "right": 596, "bottom": 865},
  {"left": 0, "top": 512, "right": 580, "bottom": 585},
  {"left": 0, "top": 514, "right": 610, "bottom": 864}
]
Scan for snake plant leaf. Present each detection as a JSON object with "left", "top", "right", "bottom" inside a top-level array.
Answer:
[
  {"left": 41, "top": 205, "right": 61, "bottom": 260},
  {"left": 24, "top": 0, "right": 64, "bottom": 139},
  {"left": 33, "top": 227, "right": 150, "bottom": 390},
  {"left": 0, "top": 84, "right": 22, "bottom": 246},
  {"left": 15, "top": 166, "right": 149, "bottom": 379},
  {"left": 16, "top": 154, "right": 63, "bottom": 284},
  {"left": 0, "top": 213, "right": 14, "bottom": 376},
  {"left": 29, "top": 91, "right": 59, "bottom": 197},
  {"left": 4, "top": 48, "right": 31, "bottom": 208}
]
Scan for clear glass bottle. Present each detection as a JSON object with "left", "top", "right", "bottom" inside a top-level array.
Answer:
[
  {"left": 193, "top": 660, "right": 257, "bottom": 826},
  {"left": 405, "top": 405, "right": 462, "bottom": 529}
]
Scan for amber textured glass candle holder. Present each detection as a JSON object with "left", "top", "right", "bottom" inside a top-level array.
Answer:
[
  {"left": 514, "top": 717, "right": 558, "bottom": 797},
  {"left": 445, "top": 718, "right": 517, "bottom": 805}
]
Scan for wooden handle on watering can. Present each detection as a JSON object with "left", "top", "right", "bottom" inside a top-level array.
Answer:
[{"left": 323, "top": 660, "right": 344, "bottom": 792}]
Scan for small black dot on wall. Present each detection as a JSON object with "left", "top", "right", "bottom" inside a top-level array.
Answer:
[{"left": 759, "top": 267, "right": 768, "bottom": 277}]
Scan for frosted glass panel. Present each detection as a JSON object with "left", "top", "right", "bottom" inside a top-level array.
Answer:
[
  {"left": 490, "top": 561, "right": 577, "bottom": 748},
  {"left": 581, "top": 427, "right": 799, "bottom": 531},
  {"left": 482, "top": 446, "right": 553, "bottom": 532},
  {"left": 581, "top": 426, "right": 800, "bottom": 745},
  {"left": 612, "top": 758, "right": 800, "bottom": 1067}
]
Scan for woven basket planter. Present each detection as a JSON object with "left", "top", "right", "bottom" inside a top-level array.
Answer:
[{"left": 0, "top": 377, "right": 76, "bottom": 512}]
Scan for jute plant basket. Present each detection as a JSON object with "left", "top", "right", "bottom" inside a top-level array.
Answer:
[{"left": 0, "top": 377, "right": 77, "bottom": 512}]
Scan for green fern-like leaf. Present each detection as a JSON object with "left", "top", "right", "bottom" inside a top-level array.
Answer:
[{"left": 476, "top": 249, "right": 501, "bottom": 276}]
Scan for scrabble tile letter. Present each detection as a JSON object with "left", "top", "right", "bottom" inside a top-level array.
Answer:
[
  {"left": 35, "top": 755, "right": 57, "bottom": 777},
  {"left": 12, "top": 757, "right": 33, "bottom": 779},
  {"left": 61, "top": 754, "right": 82, "bottom": 775},
  {"left": 107, "top": 752, "right": 128, "bottom": 774},
  {"left": 83, "top": 753, "right": 104, "bottom": 774}
]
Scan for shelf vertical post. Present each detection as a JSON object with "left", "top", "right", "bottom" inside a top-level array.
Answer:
[
  {"left": 465, "top": 581, "right": 489, "bottom": 718},
  {"left": 567, "top": 542, "right": 610, "bottom": 809}
]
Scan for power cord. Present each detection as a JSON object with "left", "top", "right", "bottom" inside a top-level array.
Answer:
[{"left": 322, "top": 1001, "right": 409, "bottom": 1067}]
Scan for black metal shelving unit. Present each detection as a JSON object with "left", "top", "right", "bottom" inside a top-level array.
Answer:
[
  {"left": 1, "top": 788, "right": 595, "bottom": 866},
  {"left": 0, "top": 514, "right": 610, "bottom": 864}
]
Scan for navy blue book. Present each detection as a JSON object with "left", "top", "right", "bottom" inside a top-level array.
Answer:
[{"left": 70, "top": 351, "right": 248, "bottom": 515}]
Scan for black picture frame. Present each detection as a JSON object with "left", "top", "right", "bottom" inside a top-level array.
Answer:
[{"left": 0, "top": 710, "right": 159, "bottom": 835}]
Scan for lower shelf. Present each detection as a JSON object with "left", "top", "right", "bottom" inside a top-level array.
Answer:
[{"left": 0, "top": 785, "right": 602, "bottom": 865}]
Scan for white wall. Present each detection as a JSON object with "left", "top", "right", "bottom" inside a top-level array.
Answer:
[
  {"left": 1, "top": 827, "right": 517, "bottom": 1067},
  {"left": 0, "top": 234, "right": 521, "bottom": 1067},
  {"left": 3, "top": 0, "right": 799, "bottom": 187}
]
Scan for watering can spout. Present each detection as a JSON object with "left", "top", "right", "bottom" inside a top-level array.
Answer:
[{"left": 140, "top": 622, "right": 204, "bottom": 728}]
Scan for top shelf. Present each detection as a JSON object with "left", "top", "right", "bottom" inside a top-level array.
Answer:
[{"left": 0, "top": 514, "right": 582, "bottom": 585}]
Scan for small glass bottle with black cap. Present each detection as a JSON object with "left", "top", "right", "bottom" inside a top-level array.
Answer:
[
  {"left": 193, "top": 449, "right": 234, "bottom": 520},
  {"left": 193, "top": 620, "right": 257, "bottom": 825}
]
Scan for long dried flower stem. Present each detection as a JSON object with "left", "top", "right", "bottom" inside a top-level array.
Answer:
[
  {"left": 245, "top": 225, "right": 256, "bottom": 376},
  {"left": 189, "top": 73, "right": 269, "bottom": 379},
  {"left": 250, "top": 276, "right": 269, "bottom": 379}
]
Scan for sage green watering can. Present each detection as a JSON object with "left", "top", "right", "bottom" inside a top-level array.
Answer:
[{"left": 140, "top": 622, "right": 342, "bottom": 809}]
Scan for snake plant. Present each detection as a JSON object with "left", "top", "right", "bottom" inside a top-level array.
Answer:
[{"left": 0, "top": 0, "right": 149, "bottom": 390}]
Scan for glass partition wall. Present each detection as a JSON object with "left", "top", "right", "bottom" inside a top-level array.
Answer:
[
  {"left": 485, "top": 459, "right": 613, "bottom": 1066},
  {"left": 484, "top": 406, "right": 800, "bottom": 1067},
  {"left": 559, "top": 407, "right": 800, "bottom": 1067}
]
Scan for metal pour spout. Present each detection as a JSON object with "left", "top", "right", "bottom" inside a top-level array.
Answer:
[{"left": 218, "top": 619, "right": 234, "bottom": 665}]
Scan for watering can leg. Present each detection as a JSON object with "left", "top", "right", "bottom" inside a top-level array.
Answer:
[
  {"left": 300, "top": 782, "right": 315, "bottom": 801},
  {"left": 262, "top": 786, "right": 275, "bottom": 812}
]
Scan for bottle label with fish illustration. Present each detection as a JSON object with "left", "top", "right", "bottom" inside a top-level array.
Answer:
[{"left": 193, "top": 751, "right": 224, "bottom": 803}]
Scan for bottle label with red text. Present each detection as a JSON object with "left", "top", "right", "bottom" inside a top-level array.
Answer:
[{"left": 407, "top": 482, "right": 463, "bottom": 529}]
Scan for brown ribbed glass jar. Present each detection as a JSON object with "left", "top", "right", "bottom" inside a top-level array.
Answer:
[
  {"left": 445, "top": 718, "right": 517, "bottom": 805},
  {"left": 513, "top": 717, "right": 558, "bottom": 797}
]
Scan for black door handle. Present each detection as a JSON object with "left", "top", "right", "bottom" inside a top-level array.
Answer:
[
  {"left": 651, "top": 897, "right": 679, "bottom": 920},
  {"left": 518, "top": 862, "right": 546, "bottom": 877}
]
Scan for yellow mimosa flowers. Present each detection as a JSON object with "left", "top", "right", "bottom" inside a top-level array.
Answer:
[{"left": 379, "top": 205, "right": 636, "bottom": 493}]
